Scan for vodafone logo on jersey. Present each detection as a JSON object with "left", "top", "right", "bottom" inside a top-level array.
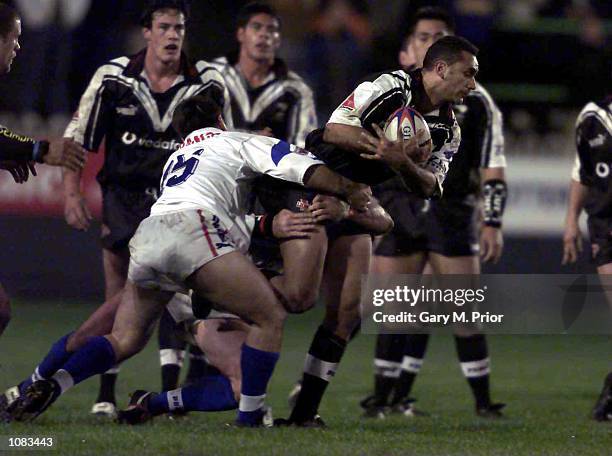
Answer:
[{"left": 121, "top": 131, "right": 181, "bottom": 151}]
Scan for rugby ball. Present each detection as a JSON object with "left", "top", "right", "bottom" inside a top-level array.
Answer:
[{"left": 384, "top": 106, "right": 432, "bottom": 149}]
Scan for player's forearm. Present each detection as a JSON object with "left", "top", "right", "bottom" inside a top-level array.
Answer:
[
  {"left": 565, "top": 179, "right": 588, "bottom": 223},
  {"left": 481, "top": 167, "right": 507, "bottom": 228},
  {"left": 303, "top": 164, "right": 361, "bottom": 200},
  {"left": 323, "top": 123, "right": 368, "bottom": 154},
  {"left": 62, "top": 166, "right": 84, "bottom": 197},
  {"left": 397, "top": 158, "right": 438, "bottom": 197},
  {"left": 0, "top": 128, "right": 48, "bottom": 163},
  {"left": 347, "top": 199, "right": 394, "bottom": 235}
]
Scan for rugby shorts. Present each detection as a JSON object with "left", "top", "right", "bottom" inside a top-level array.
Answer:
[
  {"left": 375, "top": 189, "right": 479, "bottom": 257},
  {"left": 128, "top": 209, "right": 237, "bottom": 294},
  {"left": 101, "top": 185, "right": 158, "bottom": 251},
  {"left": 587, "top": 216, "right": 612, "bottom": 267}
]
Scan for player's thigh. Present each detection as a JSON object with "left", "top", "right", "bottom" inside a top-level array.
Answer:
[
  {"left": 110, "top": 281, "right": 173, "bottom": 359},
  {"left": 68, "top": 292, "right": 123, "bottom": 351},
  {"left": 428, "top": 253, "right": 480, "bottom": 274},
  {"left": 186, "top": 251, "right": 285, "bottom": 327},
  {"left": 371, "top": 252, "right": 428, "bottom": 274},
  {"left": 102, "top": 247, "right": 130, "bottom": 299},
  {"left": 277, "top": 226, "right": 328, "bottom": 301},
  {"left": 321, "top": 234, "right": 371, "bottom": 338},
  {"left": 597, "top": 262, "right": 612, "bottom": 310}
]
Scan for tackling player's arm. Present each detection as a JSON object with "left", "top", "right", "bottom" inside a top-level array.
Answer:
[
  {"left": 308, "top": 194, "right": 393, "bottom": 235},
  {"left": 302, "top": 164, "right": 371, "bottom": 211}
]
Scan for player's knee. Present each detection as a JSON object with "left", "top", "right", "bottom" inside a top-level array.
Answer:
[
  {"left": 253, "top": 302, "right": 287, "bottom": 332},
  {"left": 67, "top": 327, "right": 98, "bottom": 352},
  {"left": 283, "top": 285, "right": 318, "bottom": 314},
  {"left": 111, "top": 330, "right": 148, "bottom": 361}
]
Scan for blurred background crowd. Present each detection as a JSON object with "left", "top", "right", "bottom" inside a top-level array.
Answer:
[{"left": 0, "top": 0, "right": 609, "bottom": 145}]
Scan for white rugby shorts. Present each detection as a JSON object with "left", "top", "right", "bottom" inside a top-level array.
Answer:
[{"left": 128, "top": 209, "right": 237, "bottom": 293}]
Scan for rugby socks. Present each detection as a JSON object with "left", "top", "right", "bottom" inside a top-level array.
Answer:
[
  {"left": 372, "top": 333, "right": 406, "bottom": 406},
  {"left": 237, "top": 344, "right": 279, "bottom": 426},
  {"left": 158, "top": 308, "right": 186, "bottom": 391},
  {"left": 455, "top": 334, "right": 491, "bottom": 408},
  {"left": 148, "top": 375, "right": 237, "bottom": 415},
  {"left": 20, "top": 332, "right": 74, "bottom": 393},
  {"left": 52, "top": 336, "right": 117, "bottom": 395},
  {"left": 160, "top": 345, "right": 185, "bottom": 392},
  {"left": 184, "top": 345, "right": 210, "bottom": 384},
  {"left": 96, "top": 366, "right": 120, "bottom": 404},
  {"left": 290, "top": 326, "right": 346, "bottom": 423},
  {"left": 391, "top": 333, "right": 429, "bottom": 405}
]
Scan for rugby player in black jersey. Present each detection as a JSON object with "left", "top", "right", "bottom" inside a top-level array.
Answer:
[
  {"left": 361, "top": 7, "right": 507, "bottom": 419},
  {"left": 0, "top": 2, "right": 86, "bottom": 339},
  {"left": 275, "top": 35, "right": 478, "bottom": 427},
  {"left": 562, "top": 96, "right": 612, "bottom": 422}
]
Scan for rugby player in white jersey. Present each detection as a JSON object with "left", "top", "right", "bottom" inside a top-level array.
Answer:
[{"left": 7, "top": 93, "right": 372, "bottom": 426}]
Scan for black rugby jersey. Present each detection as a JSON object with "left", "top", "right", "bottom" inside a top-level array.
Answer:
[
  {"left": 572, "top": 97, "right": 612, "bottom": 223},
  {"left": 442, "top": 82, "right": 506, "bottom": 200},
  {"left": 65, "top": 49, "right": 229, "bottom": 191},
  {"left": 0, "top": 126, "right": 38, "bottom": 162},
  {"left": 322, "top": 68, "right": 460, "bottom": 192},
  {"left": 211, "top": 52, "right": 316, "bottom": 147}
]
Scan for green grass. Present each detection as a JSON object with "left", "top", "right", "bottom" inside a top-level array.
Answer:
[{"left": 1, "top": 300, "right": 611, "bottom": 455}]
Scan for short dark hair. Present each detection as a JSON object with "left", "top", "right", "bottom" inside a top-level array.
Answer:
[
  {"left": 172, "top": 93, "right": 223, "bottom": 138},
  {"left": 236, "top": 2, "right": 281, "bottom": 30},
  {"left": 422, "top": 35, "right": 478, "bottom": 70},
  {"left": 409, "top": 7, "right": 455, "bottom": 36},
  {"left": 140, "top": 0, "right": 189, "bottom": 28},
  {"left": 401, "top": 7, "right": 455, "bottom": 51},
  {"left": 0, "top": 3, "right": 19, "bottom": 39}
]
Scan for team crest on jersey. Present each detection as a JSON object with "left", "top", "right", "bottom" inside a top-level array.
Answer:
[
  {"left": 589, "top": 134, "right": 605, "bottom": 148},
  {"left": 296, "top": 199, "right": 310, "bottom": 211},
  {"left": 116, "top": 105, "right": 138, "bottom": 116},
  {"left": 340, "top": 93, "right": 356, "bottom": 111}
]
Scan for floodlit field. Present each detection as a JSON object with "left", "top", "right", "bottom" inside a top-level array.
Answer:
[{"left": 0, "top": 300, "right": 610, "bottom": 455}]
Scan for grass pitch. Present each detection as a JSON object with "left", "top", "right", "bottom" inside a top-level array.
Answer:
[{"left": 0, "top": 300, "right": 611, "bottom": 455}]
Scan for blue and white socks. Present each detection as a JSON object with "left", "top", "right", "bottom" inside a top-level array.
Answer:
[{"left": 237, "top": 344, "right": 279, "bottom": 426}]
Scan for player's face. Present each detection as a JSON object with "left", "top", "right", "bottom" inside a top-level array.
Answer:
[
  {"left": 143, "top": 9, "right": 185, "bottom": 65},
  {"left": 0, "top": 18, "right": 21, "bottom": 74},
  {"left": 440, "top": 51, "right": 478, "bottom": 102},
  {"left": 237, "top": 13, "right": 281, "bottom": 62},
  {"left": 410, "top": 19, "right": 450, "bottom": 67}
]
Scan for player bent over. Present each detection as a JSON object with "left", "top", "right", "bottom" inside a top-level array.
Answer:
[{"left": 2, "top": 93, "right": 370, "bottom": 426}]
